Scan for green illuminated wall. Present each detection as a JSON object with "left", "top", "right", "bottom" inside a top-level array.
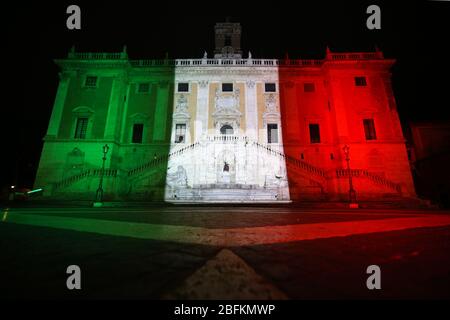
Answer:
[{"left": 34, "top": 50, "right": 175, "bottom": 201}]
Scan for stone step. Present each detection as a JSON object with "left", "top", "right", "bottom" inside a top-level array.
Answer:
[
  {"left": 194, "top": 183, "right": 260, "bottom": 189},
  {"left": 170, "top": 187, "right": 286, "bottom": 202}
]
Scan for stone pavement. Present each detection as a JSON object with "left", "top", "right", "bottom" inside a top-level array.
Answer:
[
  {"left": 162, "top": 249, "right": 288, "bottom": 300},
  {"left": 1, "top": 206, "right": 449, "bottom": 299}
]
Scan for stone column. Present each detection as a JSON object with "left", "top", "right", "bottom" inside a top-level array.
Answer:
[
  {"left": 45, "top": 72, "right": 72, "bottom": 138},
  {"left": 327, "top": 75, "right": 349, "bottom": 140},
  {"left": 382, "top": 74, "right": 403, "bottom": 139},
  {"left": 153, "top": 80, "right": 170, "bottom": 141},
  {"left": 281, "top": 81, "right": 299, "bottom": 141},
  {"left": 104, "top": 77, "right": 124, "bottom": 140},
  {"left": 195, "top": 80, "right": 209, "bottom": 140},
  {"left": 119, "top": 82, "right": 131, "bottom": 143},
  {"left": 245, "top": 80, "right": 258, "bottom": 140},
  {"left": 244, "top": 80, "right": 258, "bottom": 185}
]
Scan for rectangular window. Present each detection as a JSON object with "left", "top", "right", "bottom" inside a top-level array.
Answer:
[
  {"left": 175, "top": 124, "right": 186, "bottom": 143},
  {"left": 222, "top": 83, "right": 233, "bottom": 92},
  {"left": 74, "top": 117, "right": 88, "bottom": 139},
  {"left": 304, "top": 83, "right": 315, "bottom": 92},
  {"left": 265, "top": 83, "right": 276, "bottom": 92},
  {"left": 132, "top": 123, "right": 144, "bottom": 143},
  {"left": 84, "top": 76, "right": 98, "bottom": 88},
  {"left": 177, "top": 83, "right": 189, "bottom": 92},
  {"left": 309, "top": 123, "right": 321, "bottom": 143},
  {"left": 363, "top": 118, "right": 377, "bottom": 140},
  {"left": 138, "top": 83, "right": 150, "bottom": 93},
  {"left": 355, "top": 76, "right": 367, "bottom": 86},
  {"left": 267, "top": 124, "right": 278, "bottom": 144}
]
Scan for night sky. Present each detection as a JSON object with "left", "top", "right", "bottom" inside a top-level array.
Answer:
[{"left": 1, "top": 0, "right": 449, "bottom": 189}]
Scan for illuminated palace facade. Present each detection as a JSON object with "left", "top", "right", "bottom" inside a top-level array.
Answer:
[{"left": 35, "top": 22, "right": 416, "bottom": 202}]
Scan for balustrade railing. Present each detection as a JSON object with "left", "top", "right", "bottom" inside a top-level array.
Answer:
[
  {"left": 205, "top": 135, "right": 250, "bottom": 143},
  {"left": 335, "top": 169, "right": 401, "bottom": 192},
  {"left": 328, "top": 51, "right": 383, "bottom": 60},
  {"left": 254, "top": 142, "right": 401, "bottom": 192},
  {"left": 253, "top": 142, "right": 328, "bottom": 178},
  {"left": 127, "top": 142, "right": 200, "bottom": 177},
  {"left": 53, "top": 138, "right": 401, "bottom": 194},
  {"left": 68, "top": 52, "right": 126, "bottom": 60},
  {"left": 53, "top": 168, "right": 118, "bottom": 191},
  {"left": 129, "top": 55, "right": 381, "bottom": 68},
  {"left": 67, "top": 50, "right": 383, "bottom": 66}
]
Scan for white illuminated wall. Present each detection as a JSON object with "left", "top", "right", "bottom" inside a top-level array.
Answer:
[{"left": 164, "top": 60, "right": 290, "bottom": 202}]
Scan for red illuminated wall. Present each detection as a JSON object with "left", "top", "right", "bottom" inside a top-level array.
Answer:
[{"left": 279, "top": 49, "right": 415, "bottom": 201}]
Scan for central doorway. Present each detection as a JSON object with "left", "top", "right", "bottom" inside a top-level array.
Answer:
[{"left": 220, "top": 124, "right": 234, "bottom": 135}]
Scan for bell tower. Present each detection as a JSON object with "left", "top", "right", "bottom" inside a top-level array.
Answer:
[{"left": 214, "top": 18, "right": 242, "bottom": 59}]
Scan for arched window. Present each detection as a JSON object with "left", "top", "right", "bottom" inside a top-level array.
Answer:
[{"left": 220, "top": 125, "right": 234, "bottom": 135}]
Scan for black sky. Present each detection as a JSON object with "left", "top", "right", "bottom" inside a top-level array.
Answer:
[{"left": 1, "top": 0, "right": 449, "bottom": 189}]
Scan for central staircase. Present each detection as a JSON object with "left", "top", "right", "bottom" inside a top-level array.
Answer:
[{"left": 49, "top": 137, "right": 408, "bottom": 204}]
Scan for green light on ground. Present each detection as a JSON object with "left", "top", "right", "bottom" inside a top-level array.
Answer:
[
  {"left": 2, "top": 209, "right": 9, "bottom": 222},
  {"left": 27, "top": 188, "right": 43, "bottom": 194}
]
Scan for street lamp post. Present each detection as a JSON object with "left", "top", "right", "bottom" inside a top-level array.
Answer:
[
  {"left": 95, "top": 144, "right": 110, "bottom": 204},
  {"left": 342, "top": 144, "right": 357, "bottom": 204}
]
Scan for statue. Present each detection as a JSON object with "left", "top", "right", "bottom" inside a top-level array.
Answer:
[
  {"left": 203, "top": 51, "right": 208, "bottom": 59},
  {"left": 175, "top": 94, "right": 188, "bottom": 113},
  {"left": 167, "top": 165, "right": 187, "bottom": 187},
  {"left": 265, "top": 94, "right": 277, "bottom": 112},
  {"left": 215, "top": 87, "right": 240, "bottom": 111}
]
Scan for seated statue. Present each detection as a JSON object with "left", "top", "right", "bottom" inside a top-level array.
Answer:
[
  {"left": 221, "top": 162, "right": 231, "bottom": 183},
  {"left": 167, "top": 165, "right": 187, "bottom": 187}
]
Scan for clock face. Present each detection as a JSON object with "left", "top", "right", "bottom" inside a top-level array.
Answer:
[{"left": 222, "top": 46, "right": 235, "bottom": 55}]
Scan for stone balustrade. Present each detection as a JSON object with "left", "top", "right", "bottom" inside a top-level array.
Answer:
[
  {"left": 336, "top": 169, "right": 401, "bottom": 192},
  {"left": 68, "top": 52, "right": 127, "bottom": 60},
  {"left": 205, "top": 135, "right": 250, "bottom": 143},
  {"left": 327, "top": 51, "right": 384, "bottom": 60},
  {"left": 66, "top": 52, "right": 382, "bottom": 67}
]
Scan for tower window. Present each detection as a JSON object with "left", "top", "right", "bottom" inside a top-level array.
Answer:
[
  {"left": 222, "top": 83, "right": 233, "bottom": 92},
  {"left": 84, "top": 76, "right": 97, "bottom": 88},
  {"left": 304, "top": 83, "right": 315, "bottom": 92},
  {"left": 177, "top": 83, "right": 189, "bottom": 92},
  {"left": 265, "top": 83, "right": 276, "bottom": 92},
  {"left": 363, "top": 119, "right": 377, "bottom": 140},
  {"left": 355, "top": 76, "right": 367, "bottom": 86},
  {"left": 74, "top": 117, "right": 88, "bottom": 139},
  {"left": 267, "top": 124, "right": 278, "bottom": 144},
  {"left": 309, "top": 123, "right": 321, "bottom": 143},
  {"left": 175, "top": 124, "right": 186, "bottom": 143},
  {"left": 132, "top": 123, "right": 144, "bottom": 143},
  {"left": 138, "top": 83, "right": 150, "bottom": 93}
]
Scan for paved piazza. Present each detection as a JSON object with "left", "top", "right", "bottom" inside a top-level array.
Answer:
[{"left": 1, "top": 206, "right": 450, "bottom": 299}]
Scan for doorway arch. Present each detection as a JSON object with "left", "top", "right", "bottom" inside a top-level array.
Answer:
[{"left": 220, "top": 124, "right": 234, "bottom": 135}]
